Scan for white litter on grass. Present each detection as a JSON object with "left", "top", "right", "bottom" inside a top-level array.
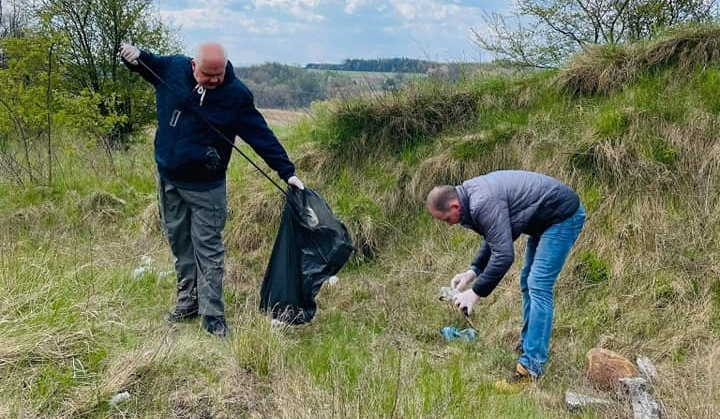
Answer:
[
  {"left": 131, "top": 265, "right": 151, "bottom": 278},
  {"left": 132, "top": 255, "right": 171, "bottom": 279},
  {"left": 109, "top": 391, "right": 130, "bottom": 406},
  {"left": 271, "top": 318, "right": 290, "bottom": 328},
  {"left": 326, "top": 275, "right": 339, "bottom": 286}
]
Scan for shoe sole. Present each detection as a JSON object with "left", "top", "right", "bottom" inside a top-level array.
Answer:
[{"left": 166, "top": 312, "right": 199, "bottom": 323}]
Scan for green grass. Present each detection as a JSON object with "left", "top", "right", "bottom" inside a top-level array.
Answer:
[{"left": 3, "top": 32, "right": 720, "bottom": 418}]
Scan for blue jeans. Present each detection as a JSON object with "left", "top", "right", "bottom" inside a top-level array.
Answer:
[{"left": 518, "top": 205, "right": 585, "bottom": 376}]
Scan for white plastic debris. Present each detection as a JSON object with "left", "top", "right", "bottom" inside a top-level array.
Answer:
[
  {"left": 271, "top": 318, "right": 289, "bottom": 328},
  {"left": 326, "top": 275, "right": 339, "bottom": 286},
  {"left": 109, "top": 391, "right": 130, "bottom": 406},
  {"left": 131, "top": 266, "right": 151, "bottom": 279},
  {"left": 132, "top": 255, "right": 171, "bottom": 279},
  {"left": 439, "top": 286, "right": 459, "bottom": 301}
]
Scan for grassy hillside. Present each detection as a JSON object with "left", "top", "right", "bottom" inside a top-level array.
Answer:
[{"left": 1, "top": 25, "right": 720, "bottom": 418}]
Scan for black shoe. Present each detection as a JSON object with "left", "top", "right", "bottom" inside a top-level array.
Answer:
[
  {"left": 166, "top": 307, "right": 199, "bottom": 323},
  {"left": 202, "top": 315, "right": 227, "bottom": 339}
]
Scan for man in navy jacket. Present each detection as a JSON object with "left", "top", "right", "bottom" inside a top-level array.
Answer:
[
  {"left": 120, "top": 41, "right": 304, "bottom": 338},
  {"left": 427, "top": 170, "right": 585, "bottom": 390}
]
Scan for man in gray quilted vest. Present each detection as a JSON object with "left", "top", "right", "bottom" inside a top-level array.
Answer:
[{"left": 427, "top": 170, "right": 585, "bottom": 391}]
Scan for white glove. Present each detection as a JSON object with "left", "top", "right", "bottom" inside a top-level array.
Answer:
[
  {"left": 452, "top": 289, "right": 480, "bottom": 316},
  {"left": 450, "top": 269, "right": 477, "bottom": 290},
  {"left": 287, "top": 175, "right": 304, "bottom": 190},
  {"left": 119, "top": 43, "right": 140, "bottom": 65}
]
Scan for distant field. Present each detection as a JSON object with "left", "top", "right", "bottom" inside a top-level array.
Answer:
[
  {"left": 259, "top": 108, "right": 309, "bottom": 126},
  {"left": 307, "top": 68, "right": 426, "bottom": 89},
  {"left": 307, "top": 69, "right": 425, "bottom": 77}
]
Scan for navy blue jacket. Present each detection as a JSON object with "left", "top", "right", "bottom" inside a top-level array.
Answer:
[
  {"left": 123, "top": 51, "right": 295, "bottom": 190},
  {"left": 457, "top": 170, "right": 580, "bottom": 297}
]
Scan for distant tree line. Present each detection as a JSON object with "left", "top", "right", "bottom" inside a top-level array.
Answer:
[
  {"left": 305, "top": 58, "right": 435, "bottom": 73},
  {"left": 234, "top": 62, "right": 421, "bottom": 109},
  {"left": 234, "top": 63, "right": 342, "bottom": 109}
]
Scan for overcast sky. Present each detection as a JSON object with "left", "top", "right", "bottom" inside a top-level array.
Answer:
[{"left": 151, "top": 0, "right": 512, "bottom": 67}]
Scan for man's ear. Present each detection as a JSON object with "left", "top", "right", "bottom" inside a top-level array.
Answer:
[
  {"left": 191, "top": 59, "right": 196, "bottom": 69},
  {"left": 449, "top": 200, "right": 461, "bottom": 211}
]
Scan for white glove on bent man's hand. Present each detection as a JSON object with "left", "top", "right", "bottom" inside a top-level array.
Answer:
[
  {"left": 453, "top": 289, "right": 480, "bottom": 316},
  {"left": 119, "top": 43, "right": 140, "bottom": 65},
  {"left": 450, "top": 269, "right": 477, "bottom": 290},
  {"left": 287, "top": 175, "right": 304, "bottom": 190}
]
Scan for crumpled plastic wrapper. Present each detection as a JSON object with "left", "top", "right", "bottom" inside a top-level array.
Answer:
[{"left": 439, "top": 286, "right": 459, "bottom": 301}]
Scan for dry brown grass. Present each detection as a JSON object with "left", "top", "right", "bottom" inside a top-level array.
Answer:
[{"left": 556, "top": 24, "right": 720, "bottom": 96}]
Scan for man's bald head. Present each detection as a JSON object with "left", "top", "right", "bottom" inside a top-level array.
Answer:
[
  {"left": 192, "top": 42, "right": 228, "bottom": 89},
  {"left": 195, "top": 42, "right": 227, "bottom": 68}
]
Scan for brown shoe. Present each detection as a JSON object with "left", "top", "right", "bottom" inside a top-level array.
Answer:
[{"left": 494, "top": 363, "right": 534, "bottom": 393}]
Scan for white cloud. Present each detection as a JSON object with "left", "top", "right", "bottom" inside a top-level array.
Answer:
[
  {"left": 344, "top": 0, "right": 374, "bottom": 14},
  {"left": 254, "top": 0, "right": 325, "bottom": 22},
  {"left": 160, "top": 8, "right": 245, "bottom": 30},
  {"left": 159, "top": 7, "right": 314, "bottom": 35},
  {"left": 390, "top": 0, "right": 462, "bottom": 21},
  {"left": 254, "top": 0, "right": 322, "bottom": 9}
]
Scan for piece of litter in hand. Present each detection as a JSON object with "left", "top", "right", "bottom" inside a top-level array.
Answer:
[{"left": 439, "top": 286, "right": 459, "bottom": 301}]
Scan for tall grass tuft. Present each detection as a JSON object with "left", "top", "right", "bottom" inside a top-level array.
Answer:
[{"left": 556, "top": 23, "right": 720, "bottom": 96}]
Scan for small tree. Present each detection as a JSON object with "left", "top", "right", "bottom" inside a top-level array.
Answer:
[
  {"left": 0, "top": 33, "right": 122, "bottom": 185},
  {"left": 475, "top": 0, "right": 720, "bottom": 68},
  {"left": 35, "top": 0, "right": 180, "bottom": 148}
]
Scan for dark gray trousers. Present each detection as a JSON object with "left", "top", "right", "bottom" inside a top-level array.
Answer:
[{"left": 157, "top": 178, "right": 227, "bottom": 317}]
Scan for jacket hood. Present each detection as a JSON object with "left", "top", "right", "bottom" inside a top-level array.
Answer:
[{"left": 221, "top": 60, "right": 237, "bottom": 86}]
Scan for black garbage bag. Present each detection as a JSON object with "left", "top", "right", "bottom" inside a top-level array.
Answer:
[{"left": 260, "top": 187, "right": 354, "bottom": 324}]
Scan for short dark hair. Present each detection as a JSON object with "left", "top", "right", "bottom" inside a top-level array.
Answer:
[{"left": 427, "top": 185, "right": 457, "bottom": 212}]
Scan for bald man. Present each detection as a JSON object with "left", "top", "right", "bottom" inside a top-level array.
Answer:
[
  {"left": 120, "top": 41, "right": 304, "bottom": 338},
  {"left": 427, "top": 170, "right": 585, "bottom": 391}
]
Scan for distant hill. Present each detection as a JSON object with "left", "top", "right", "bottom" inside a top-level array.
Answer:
[
  {"left": 235, "top": 60, "right": 493, "bottom": 109},
  {"left": 234, "top": 62, "right": 426, "bottom": 109}
]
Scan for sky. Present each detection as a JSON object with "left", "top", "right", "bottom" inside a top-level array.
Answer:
[{"left": 151, "top": 0, "right": 513, "bottom": 67}]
